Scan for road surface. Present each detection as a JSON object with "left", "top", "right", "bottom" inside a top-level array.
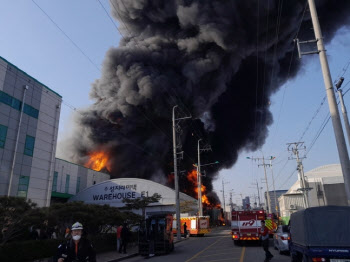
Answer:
[{"left": 126, "top": 227, "right": 290, "bottom": 262}]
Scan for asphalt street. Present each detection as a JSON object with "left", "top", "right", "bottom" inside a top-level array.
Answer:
[{"left": 126, "top": 227, "right": 290, "bottom": 262}]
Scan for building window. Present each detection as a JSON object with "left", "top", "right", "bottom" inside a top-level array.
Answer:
[
  {"left": 52, "top": 171, "right": 58, "bottom": 192},
  {"left": 76, "top": 177, "right": 81, "bottom": 194},
  {"left": 23, "top": 104, "right": 39, "bottom": 119},
  {"left": 17, "top": 176, "right": 30, "bottom": 198},
  {"left": 11, "top": 98, "right": 22, "bottom": 111},
  {"left": 24, "top": 135, "right": 35, "bottom": 156},
  {"left": 0, "top": 124, "right": 8, "bottom": 148},
  {"left": 0, "top": 90, "right": 39, "bottom": 118},
  {"left": 0, "top": 91, "right": 13, "bottom": 106},
  {"left": 65, "top": 174, "right": 70, "bottom": 193}
]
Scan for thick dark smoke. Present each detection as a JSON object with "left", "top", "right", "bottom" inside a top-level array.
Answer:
[{"left": 68, "top": 0, "right": 350, "bottom": 203}]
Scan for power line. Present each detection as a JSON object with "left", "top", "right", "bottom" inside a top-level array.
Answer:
[
  {"left": 96, "top": 0, "right": 123, "bottom": 36},
  {"left": 267, "top": 0, "right": 308, "bottom": 153},
  {"left": 298, "top": 95, "right": 327, "bottom": 142},
  {"left": 306, "top": 80, "right": 350, "bottom": 156},
  {"left": 31, "top": 0, "right": 100, "bottom": 72}
]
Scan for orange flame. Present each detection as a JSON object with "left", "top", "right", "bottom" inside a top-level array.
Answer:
[
  {"left": 85, "top": 151, "right": 111, "bottom": 172},
  {"left": 186, "top": 169, "right": 212, "bottom": 207}
]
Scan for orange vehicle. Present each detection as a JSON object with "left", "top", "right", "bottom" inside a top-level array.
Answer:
[
  {"left": 231, "top": 210, "right": 265, "bottom": 244},
  {"left": 173, "top": 216, "right": 210, "bottom": 236}
]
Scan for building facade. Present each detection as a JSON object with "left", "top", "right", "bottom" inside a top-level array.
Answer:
[
  {"left": 278, "top": 164, "right": 346, "bottom": 221},
  {"left": 69, "top": 178, "right": 198, "bottom": 216},
  {"left": 0, "top": 56, "right": 110, "bottom": 207},
  {"left": 51, "top": 158, "right": 110, "bottom": 202},
  {"left": 264, "top": 189, "right": 288, "bottom": 214},
  {"left": 0, "top": 56, "right": 62, "bottom": 206}
]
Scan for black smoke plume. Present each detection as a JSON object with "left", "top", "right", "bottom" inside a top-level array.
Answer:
[{"left": 67, "top": 0, "right": 350, "bottom": 203}]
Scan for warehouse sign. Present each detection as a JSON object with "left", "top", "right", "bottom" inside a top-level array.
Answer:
[
  {"left": 92, "top": 191, "right": 137, "bottom": 201},
  {"left": 69, "top": 178, "right": 179, "bottom": 207}
]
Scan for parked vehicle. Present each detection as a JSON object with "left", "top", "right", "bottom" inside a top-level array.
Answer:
[
  {"left": 290, "top": 206, "right": 350, "bottom": 262},
  {"left": 172, "top": 216, "right": 210, "bottom": 236},
  {"left": 273, "top": 225, "right": 290, "bottom": 254},
  {"left": 231, "top": 209, "right": 265, "bottom": 245},
  {"left": 138, "top": 212, "right": 174, "bottom": 256}
]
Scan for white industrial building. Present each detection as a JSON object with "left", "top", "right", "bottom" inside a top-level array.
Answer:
[
  {"left": 279, "top": 164, "right": 346, "bottom": 219},
  {"left": 0, "top": 56, "right": 110, "bottom": 207},
  {"left": 70, "top": 178, "right": 198, "bottom": 216}
]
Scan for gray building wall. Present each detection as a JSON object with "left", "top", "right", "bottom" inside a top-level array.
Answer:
[
  {"left": 53, "top": 158, "right": 110, "bottom": 197},
  {"left": 265, "top": 190, "right": 288, "bottom": 214},
  {"left": 0, "top": 56, "right": 61, "bottom": 207},
  {"left": 324, "top": 183, "right": 347, "bottom": 206}
]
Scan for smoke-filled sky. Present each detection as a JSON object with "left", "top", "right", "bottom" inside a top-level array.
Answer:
[{"left": 1, "top": 0, "right": 350, "bottom": 205}]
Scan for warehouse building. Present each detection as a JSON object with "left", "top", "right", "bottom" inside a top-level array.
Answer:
[
  {"left": 69, "top": 178, "right": 198, "bottom": 216},
  {"left": 0, "top": 56, "right": 110, "bottom": 206},
  {"left": 278, "top": 164, "right": 346, "bottom": 220},
  {"left": 51, "top": 158, "right": 110, "bottom": 203}
]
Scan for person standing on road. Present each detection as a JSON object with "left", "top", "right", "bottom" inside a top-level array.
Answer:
[
  {"left": 260, "top": 220, "right": 273, "bottom": 262},
  {"left": 116, "top": 224, "right": 123, "bottom": 252},
  {"left": 57, "top": 222, "right": 96, "bottom": 262},
  {"left": 119, "top": 222, "right": 130, "bottom": 254},
  {"left": 183, "top": 222, "right": 188, "bottom": 238}
]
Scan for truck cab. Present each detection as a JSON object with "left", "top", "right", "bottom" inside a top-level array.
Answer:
[{"left": 138, "top": 213, "right": 174, "bottom": 256}]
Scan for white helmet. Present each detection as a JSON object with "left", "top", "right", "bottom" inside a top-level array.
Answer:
[{"left": 71, "top": 222, "right": 83, "bottom": 230}]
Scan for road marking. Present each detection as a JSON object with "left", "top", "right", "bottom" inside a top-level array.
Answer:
[
  {"left": 202, "top": 259, "right": 239, "bottom": 262},
  {"left": 239, "top": 246, "right": 246, "bottom": 262},
  {"left": 185, "top": 237, "right": 223, "bottom": 262},
  {"left": 198, "top": 252, "right": 241, "bottom": 258}
]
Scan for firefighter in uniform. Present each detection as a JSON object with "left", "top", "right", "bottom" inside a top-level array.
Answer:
[
  {"left": 260, "top": 220, "right": 273, "bottom": 261},
  {"left": 57, "top": 222, "right": 96, "bottom": 262}
]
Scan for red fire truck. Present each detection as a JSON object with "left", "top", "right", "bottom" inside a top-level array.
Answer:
[{"left": 231, "top": 209, "right": 265, "bottom": 245}]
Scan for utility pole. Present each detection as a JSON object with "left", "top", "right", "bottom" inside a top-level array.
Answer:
[
  {"left": 251, "top": 180, "right": 262, "bottom": 207},
  {"left": 296, "top": 0, "right": 350, "bottom": 206},
  {"left": 221, "top": 180, "right": 229, "bottom": 221},
  {"left": 197, "top": 140, "right": 211, "bottom": 216},
  {"left": 247, "top": 155, "right": 273, "bottom": 214},
  {"left": 229, "top": 190, "right": 233, "bottom": 211},
  {"left": 269, "top": 157, "right": 278, "bottom": 216},
  {"left": 287, "top": 142, "right": 309, "bottom": 208},
  {"left": 335, "top": 77, "right": 350, "bottom": 147},
  {"left": 197, "top": 139, "right": 202, "bottom": 217},
  {"left": 172, "top": 105, "right": 191, "bottom": 240}
]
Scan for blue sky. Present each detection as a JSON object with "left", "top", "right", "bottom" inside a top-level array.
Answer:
[{"left": 1, "top": 1, "right": 350, "bottom": 207}]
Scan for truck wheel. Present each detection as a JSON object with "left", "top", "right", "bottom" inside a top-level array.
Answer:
[
  {"left": 171, "top": 242, "right": 174, "bottom": 252},
  {"left": 302, "top": 254, "right": 311, "bottom": 262},
  {"left": 233, "top": 240, "right": 240, "bottom": 246}
]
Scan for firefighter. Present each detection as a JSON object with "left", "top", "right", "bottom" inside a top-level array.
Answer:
[
  {"left": 260, "top": 220, "right": 273, "bottom": 262},
  {"left": 57, "top": 222, "right": 96, "bottom": 262},
  {"left": 183, "top": 222, "right": 188, "bottom": 238}
]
